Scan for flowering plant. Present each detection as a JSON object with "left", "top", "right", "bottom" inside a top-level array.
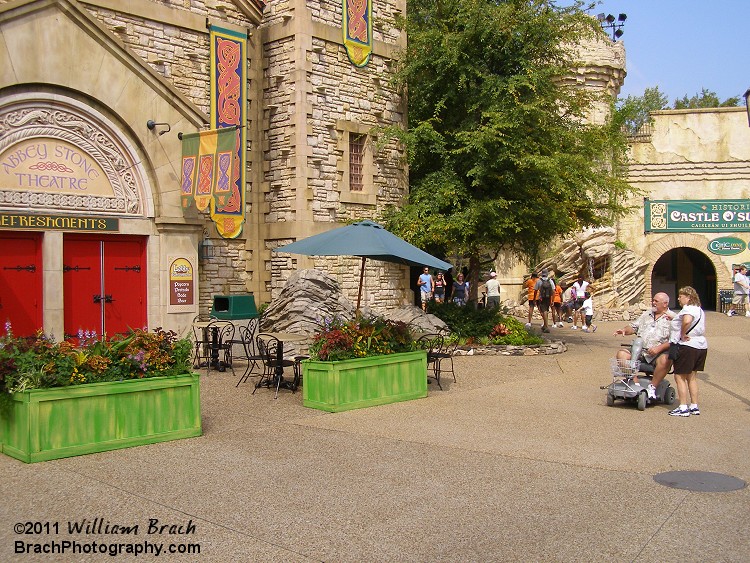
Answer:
[
  {"left": 0, "top": 325, "right": 193, "bottom": 404},
  {"left": 308, "top": 315, "right": 415, "bottom": 361}
]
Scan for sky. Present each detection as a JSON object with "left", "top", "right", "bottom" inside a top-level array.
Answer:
[{"left": 583, "top": 0, "right": 748, "bottom": 105}]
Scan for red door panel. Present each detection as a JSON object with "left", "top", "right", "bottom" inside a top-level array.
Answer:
[
  {"left": 0, "top": 232, "right": 43, "bottom": 337},
  {"left": 103, "top": 239, "right": 146, "bottom": 334},
  {"left": 63, "top": 239, "right": 103, "bottom": 339},
  {"left": 64, "top": 236, "right": 147, "bottom": 339}
]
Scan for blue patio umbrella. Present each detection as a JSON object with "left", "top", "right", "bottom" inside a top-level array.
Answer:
[{"left": 274, "top": 220, "right": 452, "bottom": 310}]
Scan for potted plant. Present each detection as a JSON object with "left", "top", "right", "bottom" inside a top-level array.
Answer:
[
  {"left": 0, "top": 325, "right": 201, "bottom": 463},
  {"left": 302, "top": 316, "right": 427, "bottom": 412}
]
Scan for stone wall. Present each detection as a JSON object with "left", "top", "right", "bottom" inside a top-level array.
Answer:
[{"left": 261, "top": 0, "right": 409, "bottom": 310}]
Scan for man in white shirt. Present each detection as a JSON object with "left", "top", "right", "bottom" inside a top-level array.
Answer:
[
  {"left": 483, "top": 271, "right": 501, "bottom": 309},
  {"left": 727, "top": 265, "right": 750, "bottom": 317}
]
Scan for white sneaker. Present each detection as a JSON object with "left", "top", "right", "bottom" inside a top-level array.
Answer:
[
  {"left": 525, "top": 323, "right": 532, "bottom": 329},
  {"left": 571, "top": 326, "right": 578, "bottom": 330},
  {"left": 746, "top": 311, "right": 750, "bottom": 317},
  {"left": 727, "top": 311, "right": 734, "bottom": 317},
  {"left": 582, "top": 327, "right": 589, "bottom": 333},
  {"left": 647, "top": 384, "right": 657, "bottom": 400},
  {"left": 557, "top": 322, "right": 564, "bottom": 328}
]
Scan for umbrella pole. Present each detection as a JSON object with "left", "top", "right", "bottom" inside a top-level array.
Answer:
[{"left": 356, "top": 257, "right": 366, "bottom": 312}]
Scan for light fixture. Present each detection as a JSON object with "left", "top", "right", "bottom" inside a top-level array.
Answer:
[
  {"left": 198, "top": 230, "right": 215, "bottom": 261},
  {"left": 147, "top": 120, "right": 172, "bottom": 136},
  {"left": 599, "top": 12, "right": 627, "bottom": 41},
  {"left": 744, "top": 88, "right": 750, "bottom": 127}
]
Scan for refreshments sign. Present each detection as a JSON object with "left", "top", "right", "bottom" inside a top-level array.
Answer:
[{"left": 645, "top": 199, "right": 750, "bottom": 232}]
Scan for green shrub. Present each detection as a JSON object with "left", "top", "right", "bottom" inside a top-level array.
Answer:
[{"left": 427, "top": 302, "right": 543, "bottom": 345}]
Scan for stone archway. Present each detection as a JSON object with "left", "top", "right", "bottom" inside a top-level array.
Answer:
[{"left": 642, "top": 233, "right": 732, "bottom": 307}]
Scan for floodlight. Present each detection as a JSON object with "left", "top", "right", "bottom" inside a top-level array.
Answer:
[{"left": 599, "top": 12, "right": 627, "bottom": 41}]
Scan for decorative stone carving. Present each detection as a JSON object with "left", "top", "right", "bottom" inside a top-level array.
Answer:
[{"left": 0, "top": 96, "right": 144, "bottom": 215}]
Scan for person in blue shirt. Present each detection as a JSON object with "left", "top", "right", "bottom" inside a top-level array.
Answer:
[{"left": 417, "top": 266, "right": 434, "bottom": 311}]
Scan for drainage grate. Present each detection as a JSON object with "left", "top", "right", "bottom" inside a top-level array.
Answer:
[{"left": 654, "top": 471, "right": 746, "bottom": 492}]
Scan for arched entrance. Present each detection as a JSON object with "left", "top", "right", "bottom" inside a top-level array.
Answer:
[
  {"left": 643, "top": 233, "right": 732, "bottom": 312},
  {"left": 651, "top": 247, "right": 717, "bottom": 310}
]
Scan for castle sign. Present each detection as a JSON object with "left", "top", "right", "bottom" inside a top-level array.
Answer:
[{"left": 645, "top": 199, "right": 750, "bottom": 232}]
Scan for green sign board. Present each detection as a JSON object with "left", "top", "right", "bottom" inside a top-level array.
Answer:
[
  {"left": 645, "top": 199, "right": 750, "bottom": 232},
  {"left": 0, "top": 212, "right": 119, "bottom": 232},
  {"left": 707, "top": 237, "right": 747, "bottom": 255}
]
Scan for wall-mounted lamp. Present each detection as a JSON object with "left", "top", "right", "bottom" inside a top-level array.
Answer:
[
  {"left": 198, "top": 229, "right": 215, "bottom": 261},
  {"left": 744, "top": 88, "right": 750, "bottom": 127},
  {"left": 147, "top": 120, "right": 172, "bottom": 136}
]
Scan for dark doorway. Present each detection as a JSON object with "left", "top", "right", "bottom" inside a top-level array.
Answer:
[{"left": 651, "top": 247, "right": 717, "bottom": 310}]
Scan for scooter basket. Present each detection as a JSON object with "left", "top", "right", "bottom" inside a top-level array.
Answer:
[{"left": 610, "top": 357, "right": 640, "bottom": 379}]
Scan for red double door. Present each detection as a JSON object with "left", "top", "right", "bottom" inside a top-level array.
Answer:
[
  {"left": 63, "top": 236, "right": 147, "bottom": 339},
  {"left": 0, "top": 233, "right": 147, "bottom": 338}
]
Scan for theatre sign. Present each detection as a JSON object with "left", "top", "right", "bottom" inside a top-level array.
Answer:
[{"left": 645, "top": 199, "right": 750, "bottom": 232}]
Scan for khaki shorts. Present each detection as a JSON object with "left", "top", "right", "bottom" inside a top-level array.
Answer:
[{"left": 732, "top": 293, "right": 748, "bottom": 305}]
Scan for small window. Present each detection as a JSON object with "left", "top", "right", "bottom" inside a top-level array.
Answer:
[{"left": 349, "top": 133, "right": 366, "bottom": 192}]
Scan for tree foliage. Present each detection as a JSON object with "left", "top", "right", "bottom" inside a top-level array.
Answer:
[
  {"left": 616, "top": 86, "right": 741, "bottom": 135},
  {"left": 673, "top": 88, "right": 740, "bottom": 109},
  {"left": 383, "top": 0, "right": 634, "bottom": 297},
  {"left": 615, "top": 86, "right": 668, "bottom": 135}
]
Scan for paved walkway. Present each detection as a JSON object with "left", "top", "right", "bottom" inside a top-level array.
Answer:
[{"left": 1, "top": 313, "right": 749, "bottom": 561}]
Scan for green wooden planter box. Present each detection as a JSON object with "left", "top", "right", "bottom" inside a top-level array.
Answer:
[
  {"left": 0, "top": 374, "right": 201, "bottom": 463},
  {"left": 302, "top": 350, "right": 427, "bottom": 412}
]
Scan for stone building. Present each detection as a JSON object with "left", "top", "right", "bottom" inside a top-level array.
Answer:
[
  {"left": 0, "top": 0, "right": 407, "bottom": 338},
  {"left": 618, "top": 106, "right": 750, "bottom": 309}
]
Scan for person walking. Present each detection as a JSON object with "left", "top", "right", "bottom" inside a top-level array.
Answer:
[
  {"left": 433, "top": 272, "right": 446, "bottom": 304},
  {"left": 727, "top": 264, "right": 750, "bottom": 317},
  {"left": 668, "top": 286, "right": 707, "bottom": 417},
  {"left": 551, "top": 280, "right": 564, "bottom": 327},
  {"left": 580, "top": 292, "right": 597, "bottom": 333},
  {"left": 484, "top": 272, "right": 501, "bottom": 309},
  {"left": 452, "top": 273, "right": 469, "bottom": 306},
  {"left": 524, "top": 272, "right": 539, "bottom": 329},
  {"left": 570, "top": 275, "right": 590, "bottom": 330},
  {"left": 417, "top": 267, "right": 434, "bottom": 312},
  {"left": 533, "top": 269, "right": 555, "bottom": 333}
]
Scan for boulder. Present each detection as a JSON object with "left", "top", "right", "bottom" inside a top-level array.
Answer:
[
  {"left": 261, "top": 269, "right": 356, "bottom": 337},
  {"left": 382, "top": 305, "right": 449, "bottom": 335}
]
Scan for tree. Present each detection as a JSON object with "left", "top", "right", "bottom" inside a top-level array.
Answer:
[
  {"left": 384, "top": 0, "right": 634, "bottom": 301},
  {"left": 673, "top": 88, "right": 740, "bottom": 109},
  {"left": 615, "top": 86, "right": 668, "bottom": 135}
]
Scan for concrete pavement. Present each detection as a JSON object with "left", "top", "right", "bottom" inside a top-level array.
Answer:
[{"left": 1, "top": 312, "right": 748, "bottom": 561}]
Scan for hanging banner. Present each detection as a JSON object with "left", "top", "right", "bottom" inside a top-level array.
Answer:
[
  {"left": 343, "top": 0, "right": 373, "bottom": 67},
  {"left": 645, "top": 199, "right": 750, "bottom": 232},
  {"left": 180, "top": 127, "right": 236, "bottom": 212},
  {"left": 209, "top": 25, "right": 247, "bottom": 239}
]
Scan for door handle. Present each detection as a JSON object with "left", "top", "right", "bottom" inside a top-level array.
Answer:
[
  {"left": 93, "top": 294, "right": 115, "bottom": 303},
  {"left": 104, "top": 294, "right": 114, "bottom": 303}
]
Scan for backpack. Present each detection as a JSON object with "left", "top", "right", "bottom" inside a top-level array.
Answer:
[{"left": 539, "top": 279, "right": 553, "bottom": 301}]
